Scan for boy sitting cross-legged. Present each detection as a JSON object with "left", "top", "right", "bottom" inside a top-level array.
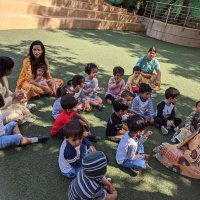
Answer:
[
  {"left": 58, "top": 120, "right": 96, "bottom": 178},
  {"left": 154, "top": 87, "right": 182, "bottom": 135},
  {"left": 116, "top": 115, "right": 152, "bottom": 175},
  {"left": 106, "top": 98, "right": 129, "bottom": 142}
]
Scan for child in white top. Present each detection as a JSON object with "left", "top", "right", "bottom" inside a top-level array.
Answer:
[
  {"left": 34, "top": 63, "right": 56, "bottom": 96},
  {"left": 116, "top": 115, "right": 152, "bottom": 174},
  {"left": 83, "top": 63, "right": 104, "bottom": 111}
]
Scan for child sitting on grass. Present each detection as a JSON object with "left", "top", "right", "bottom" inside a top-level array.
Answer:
[
  {"left": 68, "top": 151, "right": 117, "bottom": 199},
  {"left": 83, "top": 63, "right": 104, "bottom": 111},
  {"left": 184, "top": 100, "right": 200, "bottom": 133},
  {"left": 34, "top": 63, "right": 56, "bottom": 96},
  {"left": 106, "top": 98, "right": 129, "bottom": 142},
  {"left": 52, "top": 84, "right": 75, "bottom": 119},
  {"left": 51, "top": 95, "right": 90, "bottom": 138},
  {"left": 131, "top": 83, "right": 154, "bottom": 124},
  {"left": 154, "top": 87, "right": 182, "bottom": 135},
  {"left": 105, "top": 66, "right": 126, "bottom": 104},
  {"left": 116, "top": 115, "right": 152, "bottom": 174},
  {"left": 58, "top": 120, "right": 95, "bottom": 178},
  {"left": 126, "top": 65, "right": 142, "bottom": 93},
  {"left": 0, "top": 94, "right": 48, "bottom": 149}
]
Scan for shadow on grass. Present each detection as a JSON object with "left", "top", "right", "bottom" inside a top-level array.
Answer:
[{"left": 0, "top": 30, "right": 199, "bottom": 200}]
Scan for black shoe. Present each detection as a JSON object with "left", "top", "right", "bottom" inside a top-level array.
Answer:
[
  {"left": 97, "top": 104, "right": 104, "bottom": 111},
  {"left": 87, "top": 135, "right": 98, "bottom": 143},
  {"left": 38, "top": 136, "right": 49, "bottom": 143}
]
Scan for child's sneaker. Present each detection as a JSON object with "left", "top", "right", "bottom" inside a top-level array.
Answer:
[
  {"left": 161, "top": 126, "right": 169, "bottom": 135},
  {"left": 174, "top": 126, "right": 179, "bottom": 132},
  {"left": 37, "top": 136, "right": 49, "bottom": 143},
  {"left": 106, "top": 99, "right": 112, "bottom": 105}
]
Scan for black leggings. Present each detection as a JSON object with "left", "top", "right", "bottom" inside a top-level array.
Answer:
[
  {"left": 154, "top": 117, "right": 182, "bottom": 127},
  {"left": 105, "top": 94, "right": 116, "bottom": 103}
]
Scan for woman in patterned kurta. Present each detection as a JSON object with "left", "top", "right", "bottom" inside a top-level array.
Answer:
[
  {"left": 16, "top": 40, "right": 63, "bottom": 100},
  {"left": 0, "top": 56, "right": 35, "bottom": 124}
]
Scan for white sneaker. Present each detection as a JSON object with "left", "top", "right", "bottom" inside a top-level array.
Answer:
[
  {"left": 161, "top": 126, "right": 169, "bottom": 135},
  {"left": 174, "top": 126, "right": 179, "bottom": 132},
  {"left": 106, "top": 99, "right": 112, "bottom": 105}
]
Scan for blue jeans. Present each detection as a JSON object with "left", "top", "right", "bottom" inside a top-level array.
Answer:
[
  {"left": 0, "top": 121, "right": 22, "bottom": 149},
  {"left": 62, "top": 145, "right": 87, "bottom": 178},
  {"left": 121, "top": 144, "right": 146, "bottom": 170}
]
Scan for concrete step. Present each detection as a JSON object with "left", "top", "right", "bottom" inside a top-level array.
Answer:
[
  {"left": 12, "top": 0, "right": 105, "bottom": 6},
  {"left": 0, "top": 1, "right": 136, "bottom": 23},
  {"left": 2, "top": 0, "right": 128, "bottom": 13},
  {"left": 0, "top": 14, "right": 145, "bottom": 32}
]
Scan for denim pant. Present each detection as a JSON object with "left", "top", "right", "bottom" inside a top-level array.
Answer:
[
  {"left": 62, "top": 145, "right": 87, "bottom": 178},
  {"left": 0, "top": 121, "right": 22, "bottom": 149},
  {"left": 121, "top": 144, "right": 146, "bottom": 170}
]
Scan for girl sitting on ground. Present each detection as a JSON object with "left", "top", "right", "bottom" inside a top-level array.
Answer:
[
  {"left": 105, "top": 66, "right": 126, "bottom": 105},
  {"left": 83, "top": 63, "right": 104, "bottom": 111},
  {"left": 34, "top": 63, "right": 56, "bottom": 95}
]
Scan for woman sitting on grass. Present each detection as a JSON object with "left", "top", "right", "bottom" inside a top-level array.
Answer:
[{"left": 16, "top": 40, "right": 63, "bottom": 99}]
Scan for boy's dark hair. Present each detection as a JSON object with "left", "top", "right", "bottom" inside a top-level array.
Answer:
[
  {"left": 0, "top": 94, "right": 5, "bottom": 108},
  {"left": 85, "top": 63, "right": 98, "bottom": 75},
  {"left": 56, "top": 84, "right": 75, "bottom": 97},
  {"left": 113, "top": 66, "right": 124, "bottom": 76},
  {"left": 127, "top": 115, "right": 147, "bottom": 133},
  {"left": 140, "top": 83, "right": 152, "bottom": 93},
  {"left": 148, "top": 47, "right": 157, "bottom": 53},
  {"left": 165, "top": 87, "right": 180, "bottom": 99},
  {"left": 63, "top": 120, "right": 84, "bottom": 139},
  {"left": 0, "top": 56, "right": 14, "bottom": 77},
  {"left": 113, "top": 98, "right": 128, "bottom": 112},
  {"left": 133, "top": 65, "right": 141, "bottom": 73},
  {"left": 196, "top": 100, "right": 200, "bottom": 107},
  {"left": 60, "top": 95, "right": 78, "bottom": 110},
  {"left": 67, "top": 75, "right": 85, "bottom": 88},
  {"left": 121, "top": 90, "right": 135, "bottom": 99}
]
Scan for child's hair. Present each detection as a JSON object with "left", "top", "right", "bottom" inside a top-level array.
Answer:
[
  {"left": 113, "top": 66, "right": 124, "bottom": 76},
  {"left": 56, "top": 84, "right": 75, "bottom": 97},
  {"left": 0, "top": 93, "right": 5, "bottom": 108},
  {"left": 60, "top": 95, "right": 78, "bottom": 110},
  {"left": 63, "top": 120, "right": 84, "bottom": 139},
  {"left": 82, "top": 151, "right": 108, "bottom": 179},
  {"left": 67, "top": 75, "right": 85, "bottom": 88},
  {"left": 165, "top": 87, "right": 180, "bottom": 99},
  {"left": 148, "top": 47, "right": 157, "bottom": 53},
  {"left": 127, "top": 115, "right": 147, "bottom": 133},
  {"left": 113, "top": 98, "right": 129, "bottom": 112},
  {"left": 35, "top": 63, "right": 47, "bottom": 77},
  {"left": 140, "top": 83, "right": 152, "bottom": 93},
  {"left": 0, "top": 56, "right": 14, "bottom": 77},
  {"left": 133, "top": 65, "right": 141, "bottom": 73},
  {"left": 195, "top": 100, "right": 200, "bottom": 107},
  {"left": 121, "top": 90, "right": 136, "bottom": 99},
  {"left": 85, "top": 63, "right": 98, "bottom": 75}
]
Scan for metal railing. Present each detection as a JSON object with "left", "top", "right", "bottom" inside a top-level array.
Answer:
[{"left": 144, "top": 1, "right": 200, "bottom": 29}]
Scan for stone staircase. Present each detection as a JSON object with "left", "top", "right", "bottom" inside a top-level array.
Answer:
[{"left": 0, "top": 0, "right": 145, "bottom": 31}]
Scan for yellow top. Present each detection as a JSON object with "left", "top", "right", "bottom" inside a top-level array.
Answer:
[{"left": 16, "top": 56, "right": 52, "bottom": 88}]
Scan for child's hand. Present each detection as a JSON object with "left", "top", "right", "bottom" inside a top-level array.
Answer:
[
  {"left": 88, "top": 145, "right": 96, "bottom": 152},
  {"left": 145, "top": 130, "right": 152, "bottom": 137},
  {"left": 144, "top": 154, "right": 150, "bottom": 160}
]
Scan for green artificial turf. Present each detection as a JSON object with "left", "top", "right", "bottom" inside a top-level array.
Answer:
[{"left": 0, "top": 29, "right": 199, "bottom": 200}]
